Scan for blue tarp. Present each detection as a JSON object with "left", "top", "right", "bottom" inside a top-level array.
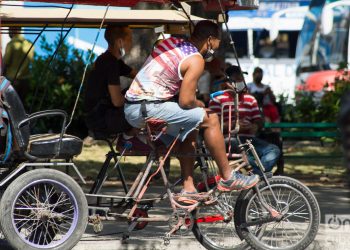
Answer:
[
  {"left": 229, "top": 0, "right": 311, "bottom": 18},
  {"left": 227, "top": 0, "right": 312, "bottom": 31}
]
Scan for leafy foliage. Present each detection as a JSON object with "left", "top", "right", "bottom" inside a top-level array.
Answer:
[
  {"left": 26, "top": 36, "right": 94, "bottom": 137},
  {"left": 279, "top": 69, "right": 350, "bottom": 123}
]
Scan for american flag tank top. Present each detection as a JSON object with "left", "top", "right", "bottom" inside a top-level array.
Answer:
[{"left": 126, "top": 37, "right": 201, "bottom": 101}]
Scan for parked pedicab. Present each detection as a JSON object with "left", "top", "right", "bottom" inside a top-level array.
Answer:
[{"left": 0, "top": 1, "right": 320, "bottom": 250}]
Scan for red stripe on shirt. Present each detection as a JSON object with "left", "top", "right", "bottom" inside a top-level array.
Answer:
[{"left": 208, "top": 93, "right": 262, "bottom": 125}]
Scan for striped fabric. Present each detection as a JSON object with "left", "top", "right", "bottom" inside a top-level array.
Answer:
[
  {"left": 208, "top": 92, "right": 262, "bottom": 136},
  {"left": 125, "top": 37, "right": 201, "bottom": 101}
]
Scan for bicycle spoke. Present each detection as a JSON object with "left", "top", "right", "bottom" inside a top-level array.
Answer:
[
  {"left": 43, "top": 185, "right": 57, "bottom": 206},
  {"left": 44, "top": 222, "right": 56, "bottom": 243},
  {"left": 246, "top": 183, "right": 313, "bottom": 249}
]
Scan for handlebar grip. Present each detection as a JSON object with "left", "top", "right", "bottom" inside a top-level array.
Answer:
[
  {"left": 210, "top": 91, "right": 225, "bottom": 100},
  {"left": 123, "top": 141, "right": 133, "bottom": 150}
]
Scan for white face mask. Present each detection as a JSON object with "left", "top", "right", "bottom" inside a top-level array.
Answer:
[
  {"left": 119, "top": 47, "right": 126, "bottom": 58},
  {"left": 235, "top": 81, "right": 246, "bottom": 92},
  {"left": 204, "top": 48, "right": 215, "bottom": 62},
  {"left": 203, "top": 40, "right": 215, "bottom": 62},
  {"left": 119, "top": 40, "right": 126, "bottom": 58}
]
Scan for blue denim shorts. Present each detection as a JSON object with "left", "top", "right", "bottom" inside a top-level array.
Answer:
[{"left": 124, "top": 102, "right": 205, "bottom": 145}]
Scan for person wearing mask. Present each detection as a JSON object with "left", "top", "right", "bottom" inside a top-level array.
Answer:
[
  {"left": 125, "top": 21, "right": 259, "bottom": 202},
  {"left": 247, "top": 67, "right": 280, "bottom": 123},
  {"left": 84, "top": 24, "right": 138, "bottom": 141},
  {"left": 209, "top": 65, "right": 281, "bottom": 175}
]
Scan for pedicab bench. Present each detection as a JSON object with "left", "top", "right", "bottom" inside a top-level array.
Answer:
[
  {"left": 0, "top": 77, "right": 88, "bottom": 250},
  {"left": 1, "top": 80, "right": 83, "bottom": 161}
]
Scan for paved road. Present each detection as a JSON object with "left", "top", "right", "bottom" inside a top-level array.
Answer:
[
  {"left": 74, "top": 186, "right": 350, "bottom": 250},
  {"left": 0, "top": 186, "right": 349, "bottom": 250}
]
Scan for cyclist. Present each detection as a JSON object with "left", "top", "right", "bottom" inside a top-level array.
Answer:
[{"left": 124, "top": 20, "right": 259, "bottom": 196}]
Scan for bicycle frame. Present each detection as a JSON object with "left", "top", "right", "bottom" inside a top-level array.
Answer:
[
  {"left": 85, "top": 122, "right": 222, "bottom": 241},
  {"left": 85, "top": 84, "right": 285, "bottom": 242},
  {"left": 211, "top": 84, "right": 283, "bottom": 220}
]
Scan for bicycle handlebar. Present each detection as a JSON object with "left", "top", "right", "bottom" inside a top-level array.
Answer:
[
  {"left": 209, "top": 89, "right": 240, "bottom": 137},
  {"left": 210, "top": 90, "right": 224, "bottom": 99},
  {"left": 210, "top": 89, "right": 235, "bottom": 104}
]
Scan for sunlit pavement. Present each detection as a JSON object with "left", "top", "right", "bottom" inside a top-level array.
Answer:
[
  {"left": 0, "top": 186, "right": 349, "bottom": 250},
  {"left": 73, "top": 186, "right": 350, "bottom": 249}
]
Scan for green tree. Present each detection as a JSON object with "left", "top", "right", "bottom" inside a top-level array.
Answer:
[
  {"left": 279, "top": 69, "right": 350, "bottom": 123},
  {"left": 27, "top": 36, "right": 94, "bottom": 137}
]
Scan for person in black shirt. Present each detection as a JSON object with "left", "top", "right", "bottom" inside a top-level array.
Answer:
[{"left": 85, "top": 25, "right": 137, "bottom": 137}]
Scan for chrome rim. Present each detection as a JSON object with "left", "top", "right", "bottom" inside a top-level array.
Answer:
[
  {"left": 11, "top": 179, "right": 79, "bottom": 248},
  {"left": 245, "top": 184, "right": 312, "bottom": 249},
  {"left": 195, "top": 192, "right": 241, "bottom": 249}
]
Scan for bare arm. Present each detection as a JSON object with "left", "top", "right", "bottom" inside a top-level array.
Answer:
[
  {"left": 239, "top": 119, "right": 263, "bottom": 135},
  {"left": 108, "top": 85, "right": 125, "bottom": 107},
  {"left": 128, "top": 68, "right": 137, "bottom": 79},
  {"left": 265, "top": 87, "right": 276, "bottom": 103},
  {"left": 254, "top": 119, "right": 264, "bottom": 131},
  {"left": 178, "top": 55, "right": 205, "bottom": 109}
]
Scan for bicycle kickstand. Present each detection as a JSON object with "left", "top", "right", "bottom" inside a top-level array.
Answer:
[{"left": 121, "top": 220, "right": 139, "bottom": 244}]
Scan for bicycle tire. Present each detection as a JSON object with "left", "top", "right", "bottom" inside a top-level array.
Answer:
[
  {"left": 0, "top": 169, "right": 88, "bottom": 250},
  {"left": 234, "top": 176, "right": 320, "bottom": 250},
  {"left": 192, "top": 191, "right": 245, "bottom": 250}
]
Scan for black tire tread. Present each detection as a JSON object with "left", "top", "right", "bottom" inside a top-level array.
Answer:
[
  {"left": 237, "top": 176, "right": 320, "bottom": 250},
  {"left": 0, "top": 169, "right": 88, "bottom": 250}
]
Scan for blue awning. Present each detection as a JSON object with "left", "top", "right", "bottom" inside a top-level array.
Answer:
[{"left": 228, "top": 0, "right": 311, "bottom": 31}]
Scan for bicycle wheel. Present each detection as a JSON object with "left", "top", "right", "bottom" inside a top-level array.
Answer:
[
  {"left": 192, "top": 145, "right": 245, "bottom": 249},
  {"left": 235, "top": 176, "right": 320, "bottom": 250},
  {"left": 192, "top": 191, "right": 244, "bottom": 250},
  {"left": 0, "top": 169, "right": 88, "bottom": 250}
]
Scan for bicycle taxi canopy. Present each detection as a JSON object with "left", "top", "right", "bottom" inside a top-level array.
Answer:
[
  {"left": 22, "top": 0, "right": 259, "bottom": 11},
  {"left": 0, "top": 6, "right": 205, "bottom": 32}
]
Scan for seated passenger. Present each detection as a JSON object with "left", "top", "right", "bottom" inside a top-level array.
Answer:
[
  {"left": 124, "top": 20, "right": 259, "bottom": 196},
  {"left": 209, "top": 65, "right": 281, "bottom": 175},
  {"left": 84, "top": 24, "right": 139, "bottom": 142},
  {"left": 247, "top": 67, "right": 280, "bottom": 123}
]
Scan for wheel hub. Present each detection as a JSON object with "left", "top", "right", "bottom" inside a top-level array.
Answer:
[{"left": 35, "top": 209, "right": 52, "bottom": 222}]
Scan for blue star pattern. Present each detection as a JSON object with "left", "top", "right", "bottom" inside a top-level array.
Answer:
[{"left": 177, "top": 41, "right": 198, "bottom": 56}]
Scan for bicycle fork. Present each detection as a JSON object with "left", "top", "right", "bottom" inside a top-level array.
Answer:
[{"left": 246, "top": 140, "right": 284, "bottom": 221}]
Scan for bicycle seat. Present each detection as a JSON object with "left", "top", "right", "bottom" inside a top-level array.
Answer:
[
  {"left": 29, "top": 134, "right": 83, "bottom": 158},
  {"left": 145, "top": 118, "right": 167, "bottom": 134}
]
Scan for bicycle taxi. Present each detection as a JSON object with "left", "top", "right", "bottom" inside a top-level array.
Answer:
[{"left": 0, "top": 1, "right": 320, "bottom": 250}]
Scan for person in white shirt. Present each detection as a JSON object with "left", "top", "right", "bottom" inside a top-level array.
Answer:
[{"left": 247, "top": 67, "right": 280, "bottom": 123}]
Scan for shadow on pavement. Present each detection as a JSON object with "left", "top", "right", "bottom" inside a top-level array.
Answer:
[{"left": 0, "top": 239, "right": 13, "bottom": 250}]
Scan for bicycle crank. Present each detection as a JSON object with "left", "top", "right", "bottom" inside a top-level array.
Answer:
[{"left": 168, "top": 209, "right": 194, "bottom": 235}]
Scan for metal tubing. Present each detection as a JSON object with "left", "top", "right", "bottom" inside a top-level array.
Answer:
[
  {"left": 248, "top": 141, "right": 266, "bottom": 172},
  {"left": 132, "top": 156, "right": 155, "bottom": 199},
  {"left": 0, "top": 162, "right": 86, "bottom": 187},
  {"left": 106, "top": 140, "right": 128, "bottom": 193},
  {"left": 89, "top": 152, "right": 114, "bottom": 194}
]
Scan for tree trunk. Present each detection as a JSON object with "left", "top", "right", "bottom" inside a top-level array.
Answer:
[{"left": 125, "top": 3, "right": 170, "bottom": 69}]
